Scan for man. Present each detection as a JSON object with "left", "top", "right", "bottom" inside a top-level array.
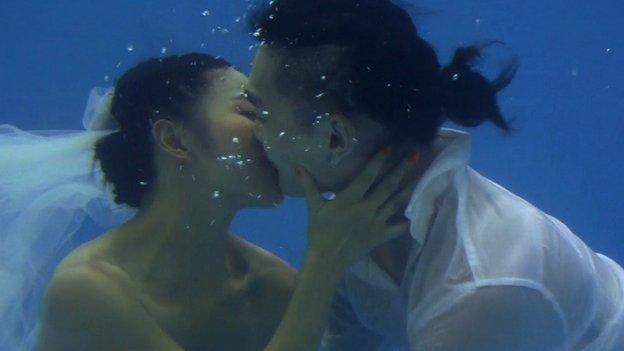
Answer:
[{"left": 245, "top": 0, "right": 624, "bottom": 350}]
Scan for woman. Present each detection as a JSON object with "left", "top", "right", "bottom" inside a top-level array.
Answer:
[{"left": 0, "top": 54, "right": 418, "bottom": 350}]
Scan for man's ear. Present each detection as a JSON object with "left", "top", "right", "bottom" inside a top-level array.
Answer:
[
  {"left": 328, "top": 114, "right": 357, "bottom": 166},
  {"left": 152, "top": 119, "right": 190, "bottom": 162}
]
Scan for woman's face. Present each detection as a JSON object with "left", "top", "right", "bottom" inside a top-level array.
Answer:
[{"left": 185, "top": 68, "right": 283, "bottom": 208}]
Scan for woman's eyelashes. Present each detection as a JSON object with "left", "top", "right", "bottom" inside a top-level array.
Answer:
[
  {"left": 235, "top": 103, "right": 260, "bottom": 121},
  {"left": 240, "top": 109, "right": 259, "bottom": 120},
  {"left": 238, "top": 106, "right": 268, "bottom": 122}
]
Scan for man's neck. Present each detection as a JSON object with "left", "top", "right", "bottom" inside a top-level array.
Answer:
[{"left": 370, "top": 141, "right": 443, "bottom": 285}]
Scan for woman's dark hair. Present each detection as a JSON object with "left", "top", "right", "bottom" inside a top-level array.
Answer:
[
  {"left": 248, "top": 0, "right": 518, "bottom": 146},
  {"left": 94, "top": 54, "right": 231, "bottom": 208}
]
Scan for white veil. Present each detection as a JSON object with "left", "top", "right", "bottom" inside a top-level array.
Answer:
[{"left": 0, "top": 87, "right": 137, "bottom": 350}]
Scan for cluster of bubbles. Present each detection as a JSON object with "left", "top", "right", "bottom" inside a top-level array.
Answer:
[
  {"left": 216, "top": 154, "right": 254, "bottom": 170},
  {"left": 212, "top": 26, "right": 230, "bottom": 34},
  {"left": 312, "top": 114, "right": 329, "bottom": 126}
]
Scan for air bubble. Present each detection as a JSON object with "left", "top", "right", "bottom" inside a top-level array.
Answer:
[
  {"left": 212, "top": 191, "right": 221, "bottom": 199},
  {"left": 127, "top": 44, "right": 135, "bottom": 52},
  {"left": 452, "top": 73, "right": 459, "bottom": 81},
  {"left": 279, "top": 132, "right": 286, "bottom": 138},
  {"left": 315, "top": 92, "right": 325, "bottom": 99},
  {"left": 202, "top": 10, "right": 210, "bottom": 16},
  {"left": 161, "top": 47, "right": 168, "bottom": 54},
  {"left": 232, "top": 137, "right": 240, "bottom": 143}
]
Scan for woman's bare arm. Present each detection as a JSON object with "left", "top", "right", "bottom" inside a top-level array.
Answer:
[{"left": 263, "top": 150, "right": 419, "bottom": 351}]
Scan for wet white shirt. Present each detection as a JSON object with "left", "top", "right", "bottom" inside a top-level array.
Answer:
[{"left": 320, "top": 128, "right": 624, "bottom": 351}]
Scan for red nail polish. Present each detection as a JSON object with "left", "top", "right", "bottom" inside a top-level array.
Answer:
[
  {"left": 410, "top": 150, "right": 421, "bottom": 163},
  {"left": 382, "top": 146, "right": 392, "bottom": 155}
]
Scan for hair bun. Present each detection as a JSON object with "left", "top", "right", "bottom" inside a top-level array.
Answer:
[{"left": 440, "top": 41, "right": 519, "bottom": 132}]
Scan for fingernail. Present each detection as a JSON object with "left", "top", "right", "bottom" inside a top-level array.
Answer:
[
  {"left": 409, "top": 150, "right": 421, "bottom": 163},
  {"left": 382, "top": 146, "right": 392, "bottom": 155}
]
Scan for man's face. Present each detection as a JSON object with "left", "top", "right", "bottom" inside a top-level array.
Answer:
[
  {"left": 247, "top": 46, "right": 389, "bottom": 196},
  {"left": 246, "top": 46, "right": 328, "bottom": 196}
]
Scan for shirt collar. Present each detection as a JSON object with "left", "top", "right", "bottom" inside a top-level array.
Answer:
[{"left": 404, "top": 128, "right": 471, "bottom": 246}]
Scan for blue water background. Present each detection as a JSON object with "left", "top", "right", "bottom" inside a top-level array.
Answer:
[{"left": 1, "top": 0, "right": 622, "bottom": 268}]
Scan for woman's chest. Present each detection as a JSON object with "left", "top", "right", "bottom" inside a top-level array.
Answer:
[{"left": 144, "top": 272, "right": 293, "bottom": 351}]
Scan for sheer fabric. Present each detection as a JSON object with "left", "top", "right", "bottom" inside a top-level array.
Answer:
[
  {"left": 321, "top": 128, "right": 624, "bottom": 351},
  {"left": 0, "top": 87, "right": 136, "bottom": 350}
]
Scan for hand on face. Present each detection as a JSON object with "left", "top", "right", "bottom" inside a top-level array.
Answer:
[{"left": 297, "top": 147, "right": 422, "bottom": 270}]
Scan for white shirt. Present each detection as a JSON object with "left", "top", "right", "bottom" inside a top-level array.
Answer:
[{"left": 320, "top": 128, "right": 624, "bottom": 351}]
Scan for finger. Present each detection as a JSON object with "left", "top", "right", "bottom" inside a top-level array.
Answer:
[
  {"left": 296, "top": 165, "right": 324, "bottom": 211},
  {"left": 368, "top": 150, "right": 420, "bottom": 207},
  {"left": 344, "top": 146, "right": 392, "bottom": 200},
  {"left": 377, "top": 175, "right": 420, "bottom": 220},
  {"left": 383, "top": 221, "right": 411, "bottom": 241},
  {"left": 362, "top": 220, "right": 410, "bottom": 252}
]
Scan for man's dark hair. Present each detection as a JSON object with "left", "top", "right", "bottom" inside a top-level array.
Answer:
[{"left": 248, "top": 0, "right": 517, "bottom": 146}]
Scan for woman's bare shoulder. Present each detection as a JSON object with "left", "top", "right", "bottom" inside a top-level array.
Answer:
[
  {"left": 41, "top": 236, "right": 139, "bottom": 325},
  {"left": 37, "top": 241, "right": 179, "bottom": 350}
]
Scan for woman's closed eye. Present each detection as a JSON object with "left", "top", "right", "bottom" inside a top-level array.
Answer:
[
  {"left": 240, "top": 109, "right": 260, "bottom": 120},
  {"left": 239, "top": 106, "right": 269, "bottom": 123}
]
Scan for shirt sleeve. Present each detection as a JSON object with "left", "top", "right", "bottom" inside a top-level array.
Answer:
[
  {"left": 407, "top": 284, "right": 568, "bottom": 351},
  {"left": 319, "top": 280, "right": 383, "bottom": 351}
]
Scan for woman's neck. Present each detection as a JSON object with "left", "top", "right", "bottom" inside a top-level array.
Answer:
[{"left": 110, "top": 183, "right": 243, "bottom": 302}]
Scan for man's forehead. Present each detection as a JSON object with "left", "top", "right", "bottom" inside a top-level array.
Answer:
[{"left": 257, "top": 44, "right": 348, "bottom": 70}]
